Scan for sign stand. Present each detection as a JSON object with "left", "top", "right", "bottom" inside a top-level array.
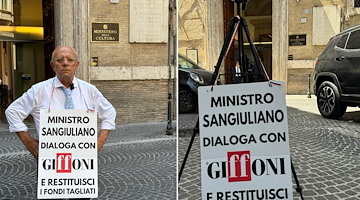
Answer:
[
  {"left": 292, "top": 160, "right": 304, "bottom": 199},
  {"left": 178, "top": 1, "right": 304, "bottom": 199}
]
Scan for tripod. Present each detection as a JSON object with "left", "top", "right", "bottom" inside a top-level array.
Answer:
[{"left": 178, "top": 1, "right": 304, "bottom": 199}]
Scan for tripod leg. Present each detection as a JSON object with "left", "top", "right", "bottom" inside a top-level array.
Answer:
[
  {"left": 178, "top": 120, "right": 199, "bottom": 181},
  {"left": 241, "top": 18, "right": 270, "bottom": 81},
  {"left": 211, "top": 16, "right": 240, "bottom": 85},
  {"left": 179, "top": 16, "right": 240, "bottom": 181},
  {"left": 291, "top": 160, "right": 304, "bottom": 200}
]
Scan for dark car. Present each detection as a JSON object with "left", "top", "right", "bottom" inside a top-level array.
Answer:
[
  {"left": 178, "top": 54, "right": 218, "bottom": 113},
  {"left": 314, "top": 24, "right": 360, "bottom": 119}
]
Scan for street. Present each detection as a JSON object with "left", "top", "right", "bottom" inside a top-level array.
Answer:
[
  {"left": 178, "top": 95, "right": 360, "bottom": 200},
  {"left": 0, "top": 121, "right": 177, "bottom": 200}
]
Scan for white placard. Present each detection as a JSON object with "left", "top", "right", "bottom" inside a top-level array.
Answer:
[
  {"left": 198, "top": 82, "right": 293, "bottom": 200},
  {"left": 37, "top": 109, "right": 98, "bottom": 199}
]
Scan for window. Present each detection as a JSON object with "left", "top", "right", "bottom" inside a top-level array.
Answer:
[
  {"left": 320, "top": 37, "right": 339, "bottom": 59},
  {"left": 178, "top": 56, "right": 202, "bottom": 69},
  {"left": 1, "top": 0, "right": 5, "bottom": 10},
  {"left": 355, "top": 0, "right": 360, "bottom": 8},
  {"left": 346, "top": 30, "right": 360, "bottom": 49},
  {"left": 335, "top": 34, "right": 349, "bottom": 48},
  {"left": 1, "top": 0, "right": 10, "bottom": 11}
]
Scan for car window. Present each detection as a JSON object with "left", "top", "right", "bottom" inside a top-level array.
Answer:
[
  {"left": 318, "top": 37, "right": 339, "bottom": 59},
  {"left": 335, "top": 34, "right": 349, "bottom": 48},
  {"left": 178, "top": 56, "right": 202, "bottom": 69},
  {"left": 346, "top": 30, "right": 360, "bottom": 49}
]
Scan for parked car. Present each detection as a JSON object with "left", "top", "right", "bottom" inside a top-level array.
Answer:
[
  {"left": 178, "top": 54, "right": 219, "bottom": 113},
  {"left": 314, "top": 24, "right": 360, "bottom": 119}
]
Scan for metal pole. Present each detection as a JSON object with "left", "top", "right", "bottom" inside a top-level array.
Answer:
[
  {"left": 211, "top": 16, "right": 240, "bottom": 84},
  {"left": 307, "top": 73, "right": 311, "bottom": 98},
  {"left": 166, "top": 0, "right": 175, "bottom": 135},
  {"left": 179, "top": 16, "right": 240, "bottom": 181},
  {"left": 236, "top": 2, "right": 244, "bottom": 83},
  {"left": 241, "top": 18, "right": 269, "bottom": 81},
  {"left": 172, "top": 0, "right": 177, "bottom": 121},
  {"left": 291, "top": 161, "right": 304, "bottom": 200},
  {"left": 178, "top": 120, "right": 199, "bottom": 181}
]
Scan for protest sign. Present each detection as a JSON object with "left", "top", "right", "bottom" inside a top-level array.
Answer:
[
  {"left": 198, "top": 82, "right": 293, "bottom": 200},
  {"left": 37, "top": 109, "right": 98, "bottom": 199}
]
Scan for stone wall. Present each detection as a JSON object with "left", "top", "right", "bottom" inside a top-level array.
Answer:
[
  {"left": 178, "top": 0, "right": 207, "bottom": 68},
  {"left": 287, "top": 68, "right": 314, "bottom": 95},
  {"left": 92, "top": 80, "right": 174, "bottom": 125},
  {"left": 285, "top": 0, "right": 351, "bottom": 94},
  {"left": 89, "top": 0, "right": 168, "bottom": 66},
  {"left": 86, "top": 0, "right": 174, "bottom": 124},
  {"left": 287, "top": 0, "right": 344, "bottom": 60}
]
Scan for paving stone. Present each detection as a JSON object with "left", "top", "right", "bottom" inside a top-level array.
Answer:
[
  {"left": 336, "top": 192, "right": 350, "bottom": 199},
  {"left": 325, "top": 187, "right": 340, "bottom": 193},
  {"left": 315, "top": 189, "right": 328, "bottom": 195}
]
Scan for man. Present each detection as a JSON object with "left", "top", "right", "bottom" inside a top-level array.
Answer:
[
  {"left": 231, "top": 61, "right": 242, "bottom": 84},
  {"left": 5, "top": 45, "right": 116, "bottom": 159}
]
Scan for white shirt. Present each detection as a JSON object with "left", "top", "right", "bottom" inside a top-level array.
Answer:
[
  {"left": 235, "top": 67, "right": 241, "bottom": 77},
  {"left": 5, "top": 76, "right": 116, "bottom": 133}
]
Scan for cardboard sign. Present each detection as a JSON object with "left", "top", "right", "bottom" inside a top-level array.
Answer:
[
  {"left": 198, "top": 82, "right": 293, "bottom": 200},
  {"left": 37, "top": 109, "right": 98, "bottom": 199}
]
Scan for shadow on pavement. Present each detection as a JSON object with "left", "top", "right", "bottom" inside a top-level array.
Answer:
[{"left": 339, "top": 110, "right": 360, "bottom": 123}]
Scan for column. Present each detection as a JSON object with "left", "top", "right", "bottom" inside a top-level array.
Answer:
[
  {"left": 272, "top": 0, "right": 288, "bottom": 87},
  {"left": 205, "top": 0, "right": 224, "bottom": 73},
  {"left": 54, "top": 0, "right": 90, "bottom": 82}
]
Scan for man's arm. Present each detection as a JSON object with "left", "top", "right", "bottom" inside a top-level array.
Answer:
[
  {"left": 93, "top": 88, "right": 116, "bottom": 152},
  {"left": 92, "top": 87, "right": 116, "bottom": 151},
  {"left": 16, "top": 131, "right": 39, "bottom": 159},
  {"left": 5, "top": 86, "right": 39, "bottom": 160},
  {"left": 97, "top": 129, "right": 110, "bottom": 151},
  {"left": 5, "top": 88, "right": 36, "bottom": 133}
]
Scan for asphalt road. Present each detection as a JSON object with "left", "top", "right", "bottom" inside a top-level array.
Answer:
[
  {"left": 178, "top": 95, "right": 360, "bottom": 200},
  {"left": 0, "top": 121, "right": 177, "bottom": 200}
]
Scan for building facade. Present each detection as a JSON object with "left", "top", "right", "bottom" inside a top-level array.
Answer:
[
  {"left": 0, "top": 0, "right": 176, "bottom": 125},
  {"left": 179, "top": 0, "right": 360, "bottom": 94}
]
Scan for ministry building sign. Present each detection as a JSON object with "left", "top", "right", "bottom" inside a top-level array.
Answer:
[{"left": 91, "top": 23, "right": 119, "bottom": 42}]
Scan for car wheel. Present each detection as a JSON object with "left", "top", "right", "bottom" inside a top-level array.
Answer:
[
  {"left": 179, "top": 87, "right": 196, "bottom": 113},
  {"left": 316, "top": 81, "right": 347, "bottom": 119}
]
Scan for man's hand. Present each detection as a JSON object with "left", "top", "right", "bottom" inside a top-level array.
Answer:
[
  {"left": 16, "top": 131, "right": 39, "bottom": 160},
  {"left": 98, "top": 129, "right": 110, "bottom": 151}
]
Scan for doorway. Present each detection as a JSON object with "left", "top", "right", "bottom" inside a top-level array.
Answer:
[
  {"left": 223, "top": 0, "right": 272, "bottom": 83},
  {"left": 13, "top": 42, "right": 45, "bottom": 99}
]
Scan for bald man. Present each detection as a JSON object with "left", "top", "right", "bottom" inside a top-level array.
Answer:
[{"left": 5, "top": 46, "right": 116, "bottom": 159}]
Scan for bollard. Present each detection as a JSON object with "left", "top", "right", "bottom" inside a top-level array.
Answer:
[{"left": 307, "top": 73, "right": 311, "bottom": 98}]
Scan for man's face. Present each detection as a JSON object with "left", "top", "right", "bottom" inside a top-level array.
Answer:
[{"left": 50, "top": 47, "right": 79, "bottom": 82}]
